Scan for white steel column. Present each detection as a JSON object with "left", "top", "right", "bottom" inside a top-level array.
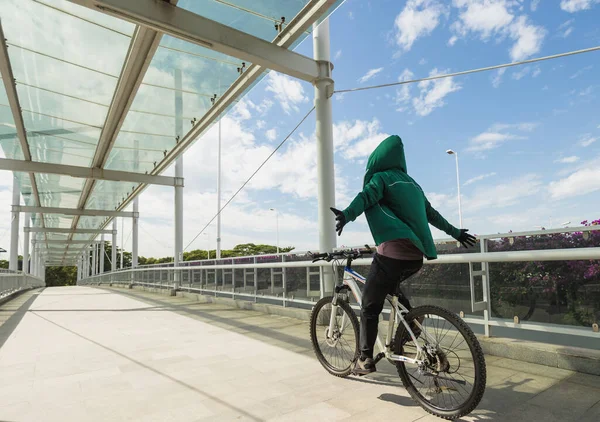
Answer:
[
  {"left": 174, "top": 69, "right": 184, "bottom": 289},
  {"left": 23, "top": 213, "right": 30, "bottom": 273},
  {"left": 31, "top": 239, "right": 37, "bottom": 276},
  {"left": 9, "top": 175, "right": 20, "bottom": 271},
  {"left": 216, "top": 87, "right": 222, "bottom": 260},
  {"left": 132, "top": 140, "right": 139, "bottom": 268},
  {"left": 120, "top": 218, "right": 124, "bottom": 269},
  {"left": 100, "top": 234, "right": 105, "bottom": 273},
  {"left": 85, "top": 248, "right": 90, "bottom": 277},
  {"left": 112, "top": 219, "right": 117, "bottom": 271},
  {"left": 92, "top": 243, "right": 97, "bottom": 276},
  {"left": 312, "top": 19, "right": 336, "bottom": 293}
]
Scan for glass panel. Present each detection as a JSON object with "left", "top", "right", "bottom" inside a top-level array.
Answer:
[
  {"left": 179, "top": 0, "right": 311, "bottom": 42},
  {"left": 86, "top": 179, "right": 141, "bottom": 212},
  {"left": 35, "top": 174, "right": 85, "bottom": 209},
  {"left": 105, "top": 137, "right": 174, "bottom": 175},
  {"left": 46, "top": 233, "right": 70, "bottom": 241},
  {"left": 489, "top": 228, "right": 600, "bottom": 327},
  {"left": 14, "top": 173, "right": 36, "bottom": 207},
  {"left": 0, "top": 85, "right": 25, "bottom": 160},
  {"left": 43, "top": 214, "right": 74, "bottom": 229}
]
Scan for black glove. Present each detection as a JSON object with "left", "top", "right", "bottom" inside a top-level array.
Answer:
[
  {"left": 457, "top": 229, "right": 476, "bottom": 248},
  {"left": 330, "top": 207, "right": 346, "bottom": 236}
]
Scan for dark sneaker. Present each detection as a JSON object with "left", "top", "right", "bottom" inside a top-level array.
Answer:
[{"left": 353, "top": 357, "right": 376, "bottom": 376}]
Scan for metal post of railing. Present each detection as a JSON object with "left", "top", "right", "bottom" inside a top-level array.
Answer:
[
  {"left": 253, "top": 257, "right": 257, "bottom": 302},
  {"left": 231, "top": 259, "right": 235, "bottom": 299},
  {"left": 282, "top": 255, "right": 287, "bottom": 307},
  {"left": 481, "top": 238, "right": 491, "bottom": 337}
]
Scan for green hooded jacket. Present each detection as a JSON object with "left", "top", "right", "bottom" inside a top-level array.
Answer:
[{"left": 342, "top": 135, "right": 461, "bottom": 260}]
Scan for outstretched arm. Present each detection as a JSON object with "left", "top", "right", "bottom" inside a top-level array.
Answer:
[
  {"left": 425, "top": 198, "right": 476, "bottom": 248},
  {"left": 330, "top": 174, "right": 385, "bottom": 236}
]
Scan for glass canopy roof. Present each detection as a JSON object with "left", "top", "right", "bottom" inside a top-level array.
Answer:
[{"left": 0, "top": 0, "right": 343, "bottom": 265}]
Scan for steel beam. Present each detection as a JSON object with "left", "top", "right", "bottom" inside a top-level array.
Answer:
[
  {"left": 1, "top": 22, "right": 50, "bottom": 248},
  {"left": 67, "top": 0, "right": 320, "bottom": 82},
  {"left": 0, "top": 158, "right": 183, "bottom": 187},
  {"left": 25, "top": 227, "right": 115, "bottom": 235},
  {"left": 68, "top": 3, "right": 175, "bottom": 246},
  {"left": 97, "top": 1, "right": 335, "bottom": 222},
  {"left": 34, "top": 240, "right": 101, "bottom": 245},
  {"left": 13, "top": 205, "right": 137, "bottom": 218}
]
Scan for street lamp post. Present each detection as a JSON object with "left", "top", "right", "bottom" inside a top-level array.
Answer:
[
  {"left": 446, "top": 149, "right": 463, "bottom": 228},
  {"left": 269, "top": 208, "right": 280, "bottom": 254}
]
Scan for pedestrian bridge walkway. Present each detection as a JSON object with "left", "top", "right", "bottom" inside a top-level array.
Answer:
[{"left": 1, "top": 287, "right": 599, "bottom": 422}]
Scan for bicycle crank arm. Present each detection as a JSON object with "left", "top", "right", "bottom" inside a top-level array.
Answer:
[
  {"left": 422, "top": 373, "right": 467, "bottom": 386},
  {"left": 373, "top": 352, "right": 386, "bottom": 365}
]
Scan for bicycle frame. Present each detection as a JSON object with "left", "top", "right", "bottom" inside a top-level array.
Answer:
[{"left": 328, "top": 265, "right": 429, "bottom": 366}]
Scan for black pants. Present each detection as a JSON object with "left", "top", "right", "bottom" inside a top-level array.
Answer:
[{"left": 360, "top": 253, "right": 423, "bottom": 360}]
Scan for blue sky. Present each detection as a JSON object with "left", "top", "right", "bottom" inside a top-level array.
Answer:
[
  {"left": 156, "top": 0, "right": 600, "bottom": 257},
  {"left": 1, "top": 0, "right": 600, "bottom": 259}
]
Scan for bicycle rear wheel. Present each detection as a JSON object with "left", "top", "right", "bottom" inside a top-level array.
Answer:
[
  {"left": 394, "top": 305, "right": 486, "bottom": 420},
  {"left": 310, "top": 296, "right": 359, "bottom": 377}
]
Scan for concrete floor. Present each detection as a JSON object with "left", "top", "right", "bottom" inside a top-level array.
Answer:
[{"left": 1, "top": 286, "right": 599, "bottom": 422}]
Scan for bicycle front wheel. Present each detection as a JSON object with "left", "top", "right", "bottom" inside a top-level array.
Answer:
[
  {"left": 310, "top": 296, "right": 359, "bottom": 377},
  {"left": 394, "top": 305, "right": 486, "bottom": 420}
]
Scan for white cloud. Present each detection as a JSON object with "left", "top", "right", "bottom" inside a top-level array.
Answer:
[
  {"left": 426, "top": 192, "right": 453, "bottom": 209},
  {"left": 532, "top": 67, "right": 542, "bottom": 77},
  {"left": 419, "top": 58, "right": 428, "bottom": 65},
  {"left": 555, "top": 156, "right": 580, "bottom": 163},
  {"left": 331, "top": 119, "right": 390, "bottom": 160},
  {"left": 570, "top": 65, "right": 593, "bottom": 79},
  {"left": 256, "top": 120, "right": 266, "bottom": 129},
  {"left": 394, "top": 0, "right": 447, "bottom": 52},
  {"left": 580, "top": 136, "right": 597, "bottom": 147},
  {"left": 560, "top": 0, "right": 600, "bottom": 13},
  {"left": 448, "top": 35, "right": 459, "bottom": 46},
  {"left": 531, "top": 0, "right": 541, "bottom": 11},
  {"left": 468, "top": 132, "right": 526, "bottom": 151},
  {"left": 265, "top": 128, "right": 277, "bottom": 141},
  {"left": 451, "top": 0, "right": 514, "bottom": 39},
  {"left": 265, "top": 72, "right": 308, "bottom": 114},
  {"left": 508, "top": 16, "right": 546, "bottom": 61},
  {"left": 558, "top": 19, "right": 575, "bottom": 37},
  {"left": 465, "top": 174, "right": 543, "bottom": 211},
  {"left": 358, "top": 67, "right": 384, "bottom": 83},
  {"left": 512, "top": 66, "right": 531, "bottom": 80},
  {"left": 492, "top": 68, "right": 506, "bottom": 88},
  {"left": 334, "top": 50, "right": 342, "bottom": 60},
  {"left": 395, "top": 69, "right": 415, "bottom": 112},
  {"left": 412, "top": 68, "right": 462, "bottom": 116},
  {"left": 549, "top": 168, "right": 600, "bottom": 199},
  {"left": 467, "top": 122, "right": 536, "bottom": 151},
  {"left": 464, "top": 172, "right": 497, "bottom": 185},
  {"left": 490, "top": 122, "right": 538, "bottom": 132},
  {"left": 450, "top": 1, "right": 546, "bottom": 61}
]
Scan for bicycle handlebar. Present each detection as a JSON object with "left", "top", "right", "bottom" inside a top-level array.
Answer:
[{"left": 309, "top": 245, "right": 374, "bottom": 262}]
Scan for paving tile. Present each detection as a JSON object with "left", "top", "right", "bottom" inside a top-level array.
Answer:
[
  {"left": 1, "top": 286, "right": 600, "bottom": 422},
  {"left": 527, "top": 381, "right": 600, "bottom": 420}
]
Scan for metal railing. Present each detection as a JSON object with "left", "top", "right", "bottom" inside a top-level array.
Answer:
[
  {"left": 0, "top": 269, "right": 45, "bottom": 300},
  {"left": 78, "top": 226, "right": 600, "bottom": 341}
]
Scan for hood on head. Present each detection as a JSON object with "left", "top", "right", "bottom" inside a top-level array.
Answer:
[{"left": 363, "top": 135, "right": 407, "bottom": 185}]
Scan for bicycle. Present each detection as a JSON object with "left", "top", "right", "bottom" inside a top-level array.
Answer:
[{"left": 309, "top": 247, "right": 487, "bottom": 420}]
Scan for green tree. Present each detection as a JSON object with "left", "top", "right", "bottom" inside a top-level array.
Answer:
[{"left": 45, "top": 266, "right": 77, "bottom": 287}]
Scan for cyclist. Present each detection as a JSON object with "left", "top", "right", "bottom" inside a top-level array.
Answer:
[{"left": 330, "top": 135, "right": 475, "bottom": 375}]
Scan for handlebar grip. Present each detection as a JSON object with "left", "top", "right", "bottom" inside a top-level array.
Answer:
[{"left": 311, "top": 252, "right": 329, "bottom": 262}]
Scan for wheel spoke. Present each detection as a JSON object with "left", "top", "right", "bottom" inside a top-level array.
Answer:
[{"left": 395, "top": 307, "right": 483, "bottom": 415}]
